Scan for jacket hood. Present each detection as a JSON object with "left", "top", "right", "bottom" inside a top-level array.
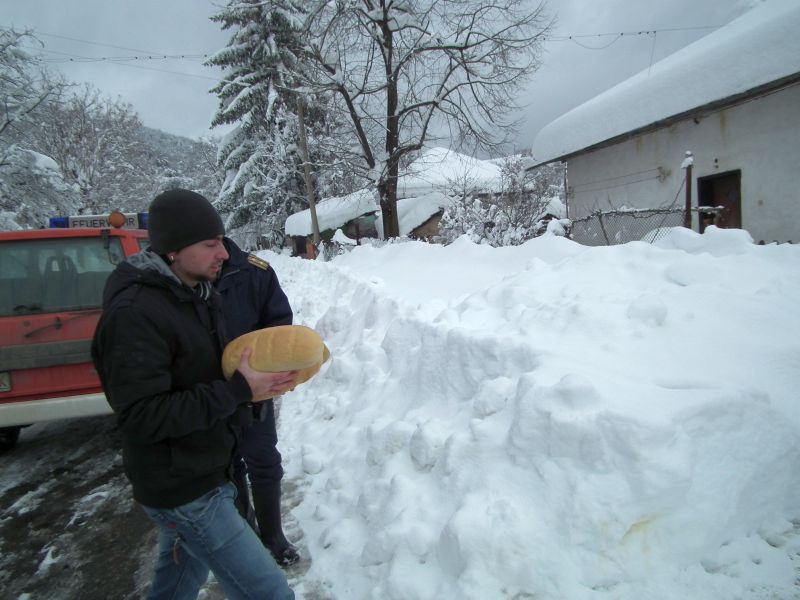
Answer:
[
  {"left": 127, "top": 249, "right": 182, "bottom": 283},
  {"left": 102, "top": 249, "right": 185, "bottom": 306}
]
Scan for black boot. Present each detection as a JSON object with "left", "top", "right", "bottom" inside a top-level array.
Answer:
[{"left": 251, "top": 480, "right": 300, "bottom": 567}]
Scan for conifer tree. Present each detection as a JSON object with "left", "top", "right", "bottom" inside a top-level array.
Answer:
[{"left": 207, "top": 0, "right": 311, "bottom": 248}]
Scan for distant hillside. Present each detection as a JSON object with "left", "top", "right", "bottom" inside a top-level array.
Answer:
[
  {"left": 1, "top": 123, "right": 223, "bottom": 229},
  {"left": 130, "top": 126, "right": 222, "bottom": 208}
]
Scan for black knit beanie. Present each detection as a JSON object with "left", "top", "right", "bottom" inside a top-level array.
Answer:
[{"left": 148, "top": 189, "right": 225, "bottom": 254}]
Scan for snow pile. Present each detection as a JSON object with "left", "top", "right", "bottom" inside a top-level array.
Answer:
[{"left": 263, "top": 227, "right": 800, "bottom": 600}]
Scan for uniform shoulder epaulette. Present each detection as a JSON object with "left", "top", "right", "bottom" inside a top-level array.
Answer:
[{"left": 247, "top": 253, "right": 271, "bottom": 271}]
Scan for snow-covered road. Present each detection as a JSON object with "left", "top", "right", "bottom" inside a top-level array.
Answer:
[
  {"left": 0, "top": 416, "right": 157, "bottom": 599},
  {"left": 0, "top": 415, "right": 321, "bottom": 599}
]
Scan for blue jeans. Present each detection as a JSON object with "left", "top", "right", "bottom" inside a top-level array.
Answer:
[{"left": 142, "top": 482, "right": 294, "bottom": 600}]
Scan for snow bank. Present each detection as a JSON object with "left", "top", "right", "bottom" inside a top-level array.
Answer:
[{"left": 263, "top": 227, "right": 800, "bottom": 599}]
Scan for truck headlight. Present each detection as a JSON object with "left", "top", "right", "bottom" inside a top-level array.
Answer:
[{"left": 0, "top": 372, "right": 9, "bottom": 393}]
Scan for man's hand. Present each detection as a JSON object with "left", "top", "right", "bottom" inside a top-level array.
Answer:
[{"left": 237, "top": 347, "right": 297, "bottom": 402}]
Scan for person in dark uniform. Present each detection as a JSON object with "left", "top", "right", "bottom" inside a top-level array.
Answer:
[{"left": 215, "top": 236, "right": 300, "bottom": 566}]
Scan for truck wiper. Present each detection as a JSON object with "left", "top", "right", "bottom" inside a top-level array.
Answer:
[
  {"left": 25, "top": 316, "right": 61, "bottom": 337},
  {"left": 24, "top": 311, "right": 99, "bottom": 338},
  {"left": 13, "top": 304, "right": 43, "bottom": 314}
]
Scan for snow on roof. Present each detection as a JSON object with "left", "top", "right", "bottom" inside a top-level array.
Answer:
[
  {"left": 397, "top": 147, "right": 502, "bottom": 198},
  {"left": 531, "top": 0, "right": 800, "bottom": 165},
  {"left": 284, "top": 188, "right": 378, "bottom": 236},
  {"left": 285, "top": 148, "right": 500, "bottom": 236},
  {"left": 286, "top": 190, "right": 452, "bottom": 238},
  {"left": 397, "top": 191, "right": 451, "bottom": 236},
  {"left": 331, "top": 228, "right": 357, "bottom": 245}
]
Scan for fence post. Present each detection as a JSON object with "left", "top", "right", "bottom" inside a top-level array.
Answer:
[
  {"left": 682, "top": 151, "right": 694, "bottom": 229},
  {"left": 598, "top": 212, "right": 611, "bottom": 245}
]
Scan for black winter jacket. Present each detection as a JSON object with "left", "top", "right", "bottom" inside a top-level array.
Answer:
[{"left": 91, "top": 250, "right": 254, "bottom": 508}]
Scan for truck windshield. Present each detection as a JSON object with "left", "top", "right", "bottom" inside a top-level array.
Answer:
[{"left": 0, "top": 237, "right": 124, "bottom": 316}]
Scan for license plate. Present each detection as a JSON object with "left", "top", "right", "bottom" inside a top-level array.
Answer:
[{"left": 0, "top": 372, "right": 10, "bottom": 392}]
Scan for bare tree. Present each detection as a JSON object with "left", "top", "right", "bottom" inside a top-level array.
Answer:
[
  {"left": 0, "top": 28, "right": 66, "bottom": 166},
  {"left": 301, "top": 0, "right": 552, "bottom": 238},
  {"left": 439, "top": 156, "right": 564, "bottom": 246},
  {"left": 0, "top": 28, "right": 76, "bottom": 226},
  {"left": 25, "top": 84, "right": 142, "bottom": 212},
  {"left": 438, "top": 168, "right": 487, "bottom": 242}
]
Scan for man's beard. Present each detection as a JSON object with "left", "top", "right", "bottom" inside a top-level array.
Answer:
[{"left": 189, "top": 264, "right": 222, "bottom": 283}]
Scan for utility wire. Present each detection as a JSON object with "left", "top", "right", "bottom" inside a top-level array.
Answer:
[
  {"left": 25, "top": 44, "right": 208, "bottom": 63},
  {"left": 546, "top": 25, "right": 718, "bottom": 41},
  {"left": 567, "top": 34, "right": 623, "bottom": 50},
  {"left": 44, "top": 53, "right": 209, "bottom": 63},
  {"left": 571, "top": 174, "right": 661, "bottom": 195},
  {"left": 3, "top": 23, "right": 722, "bottom": 85},
  {"left": 647, "top": 31, "right": 658, "bottom": 74},
  {"left": 4, "top": 23, "right": 722, "bottom": 65},
  {"left": 7, "top": 27, "right": 191, "bottom": 56},
  {"left": 571, "top": 167, "right": 661, "bottom": 189},
  {"left": 16, "top": 42, "right": 222, "bottom": 83}
]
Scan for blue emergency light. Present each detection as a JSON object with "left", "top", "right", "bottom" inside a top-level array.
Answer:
[{"left": 48, "top": 216, "right": 69, "bottom": 228}]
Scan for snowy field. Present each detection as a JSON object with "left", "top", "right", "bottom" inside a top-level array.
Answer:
[{"left": 265, "top": 226, "right": 800, "bottom": 600}]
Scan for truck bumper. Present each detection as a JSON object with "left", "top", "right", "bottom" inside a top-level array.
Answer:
[{"left": 0, "top": 393, "right": 112, "bottom": 427}]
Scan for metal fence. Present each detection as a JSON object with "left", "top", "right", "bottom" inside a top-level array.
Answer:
[
  {"left": 318, "top": 235, "right": 411, "bottom": 261},
  {"left": 567, "top": 206, "right": 723, "bottom": 246},
  {"left": 313, "top": 208, "right": 726, "bottom": 256}
]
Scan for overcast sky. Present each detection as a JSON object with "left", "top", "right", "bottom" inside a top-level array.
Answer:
[{"left": 3, "top": 0, "right": 761, "bottom": 149}]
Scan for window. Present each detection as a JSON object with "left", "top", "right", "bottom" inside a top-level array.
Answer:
[{"left": 0, "top": 237, "right": 123, "bottom": 316}]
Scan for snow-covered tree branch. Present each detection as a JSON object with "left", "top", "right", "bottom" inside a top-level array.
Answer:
[{"left": 300, "top": 0, "right": 552, "bottom": 238}]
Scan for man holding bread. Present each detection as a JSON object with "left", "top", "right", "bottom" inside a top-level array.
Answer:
[
  {"left": 216, "top": 236, "right": 301, "bottom": 567},
  {"left": 91, "top": 189, "right": 294, "bottom": 600}
]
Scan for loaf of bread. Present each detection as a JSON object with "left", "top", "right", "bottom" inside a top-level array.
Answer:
[{"left": 221, "top": 325, "right": 330, "bottom": 397}]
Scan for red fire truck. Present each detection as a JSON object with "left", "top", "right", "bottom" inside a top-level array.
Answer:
[{"left": 0, "top": 212, "right": 148, "bottom": 449}]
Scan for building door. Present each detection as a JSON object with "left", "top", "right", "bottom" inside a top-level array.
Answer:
[{"left": 697, "top": 170, "right": 741, "bottom": 232}]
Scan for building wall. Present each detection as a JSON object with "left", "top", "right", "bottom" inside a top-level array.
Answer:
[
  {"left": 409, "top": 210, "right": 444, "bottom": 241},
  {"left": 566, "top": 82, "right": 800, "bottom": 244}
]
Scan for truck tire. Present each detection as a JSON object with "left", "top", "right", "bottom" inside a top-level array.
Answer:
[{"left": 0, "top": 426, "right": 21, "bottom": 451}]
